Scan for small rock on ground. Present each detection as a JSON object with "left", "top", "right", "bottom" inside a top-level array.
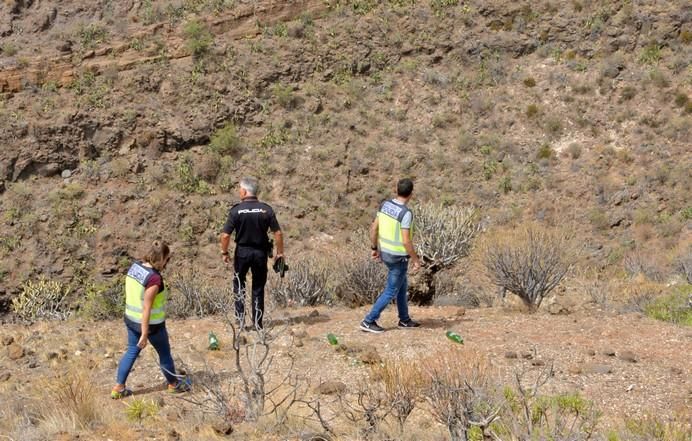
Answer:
[
  {"left": 7, "top": 344, "right": 24, "bottom": 360},
  {"left": 618, "top": 350, "right": 638, "bottom": 363},
  {"left": 315, "top": 380, "right": 347, "bottom": 395},
  {"left": 583, "top": 363, "right": 612, "bottom": 374}
]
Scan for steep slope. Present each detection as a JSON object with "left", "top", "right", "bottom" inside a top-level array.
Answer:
[{"left": 0, "top": 0, "right": 690, "bottom": 307}]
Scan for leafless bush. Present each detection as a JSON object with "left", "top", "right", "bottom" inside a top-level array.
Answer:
[
  {"left": 483, "top": 226, "right": 577, "bottom": 311},
  {"left": 623, "top": 252, "right": 665, "bottom": 282},
  {"left": 269, "top": 257, "right": 331, "bottom": 307},
  {"left": 332, "top": 239, "right": 386, "bottom": 307},
  {"left": 414, "top": 204, "right": 481, "bottom": 270},
  {"left": 168, "top": 269, "right": 222, "bottom": 318},
  {"left": 182, "top": 280, "right": 303, "bottom": 426},
  {"left": 577, "top": 276, "right": 611, "bottom": 310},
  {"left": 675, "top": 250, "right": 692, "bottom": 283},
  {"left": 622, "top": 286, "right": 660, "bottom": 313},
  {"left": 422, "top": 349, "right": 502, "bottom": 441},
  {"left": 339, "top": 384, "right": 391, "bottom": 439},
  {"left": 433, "top": 273, "right": 487, "bottom": 308}
]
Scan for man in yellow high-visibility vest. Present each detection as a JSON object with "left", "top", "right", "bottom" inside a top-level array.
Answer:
[{"left": 360, "top": 178, "right": 422, "bottom": 333}]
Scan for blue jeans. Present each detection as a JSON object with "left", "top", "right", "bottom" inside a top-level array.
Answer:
[
  {"left": 116, "top": 318, "right": 177, "bottom": 386},
  {"left": 364, "top": 260, "right": 410, "bottom": 323}
]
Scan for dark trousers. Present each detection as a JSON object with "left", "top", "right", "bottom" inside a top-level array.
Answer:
[{"left": 234, "top": 246, "right": 268, "bottom": 328}]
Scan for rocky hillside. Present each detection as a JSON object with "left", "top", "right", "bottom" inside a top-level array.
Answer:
[{"left": 0, "top": 0, "right": 690, "bottom": 309}]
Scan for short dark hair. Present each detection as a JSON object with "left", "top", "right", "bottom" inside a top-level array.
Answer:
[{"left": 397, "top": 178, "right": 414, "bottom": 197}]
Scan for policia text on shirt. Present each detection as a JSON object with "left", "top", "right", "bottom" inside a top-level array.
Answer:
[{"left": 220, "top": 177, "right": 284, "bottom": 330}]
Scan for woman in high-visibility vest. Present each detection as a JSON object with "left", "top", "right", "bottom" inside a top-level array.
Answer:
[{"left": 111, "top": 241, "right": 189, "bottom": 399}]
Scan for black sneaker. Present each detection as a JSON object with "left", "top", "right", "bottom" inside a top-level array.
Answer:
[
  {"left": 398, "top": 319, "right": 421, "bottom": 328},
  {"left": 360, "top": 320, "right": 385, "bottom": 334}
]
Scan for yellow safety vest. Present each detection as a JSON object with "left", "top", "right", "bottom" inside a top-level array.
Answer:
[
  {"left": 124, "top": 262, "right": 167, "bottom": 325},
  {"left": 377, "top": 200, "right": 413, "bottom": 258}
]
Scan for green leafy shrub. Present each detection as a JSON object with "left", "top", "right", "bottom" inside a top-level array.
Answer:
[
  {"left": 78, "top": 23, "right": 108, "bottom": 49},
  {"left": 673, "top": 92, "right": 689, "bottom": 108},
  {"left": 348, "top": 0, "right": 378, "bottom": 15},
  {"left": 523, "top": 77, "right": 536, "bottom": 87},
  {"left": 431, "top": 0, "right": 459, "bottom": 15},
  {"left": 272, "top": 83, "right": 297, "bottom": 109},
  {"left": 536, "top": 144, "right": 554, "bottom": 160},
  {"left": 174, "top": 156, "right": 212, "bottom": 194},
  {"left": 620, "top": 85, "right": 637, "bottom": 101},
  {"left": 648, "top": 68, "right": 669, "bottom": 88},
  {"left": 613, "top": 414, "right": 692, "bottom": 441},
  {"left": 681, "top": 207, "right": 692, "bottom": 221},
  {"left": 0, "top": 42, "right": 18, "bottom": 56},
  {"left": 125, "top": 398, "right": 159, "bottom": 422},
  {"left": 499, "top": 176, "right": 512, "bottom": 194},
  {"left": 12, "top": 278, "right": 72, "bottom": 321},
  {"left": 183, "top": 19, "right": 213, "bottom": 58},
  {"left": 209, "top": 123, "right": 241, "bottom": 156},
  {"left": 498, "top": 387, "right": 599, "bottom": 440},
  {"left": 483, "top": 159, "right": 498, "bottom": 180},
  {"left": 644, "top": 285, "right": 692, "bottom": 326},
  {"left": 526, "top": 104, "right": 539, "bottom": 118},
  {"left": 80, "top": 279, "right": 124, "bottom": 320},
  {"left": 638, "top": 43, "right": 661, "bottom": 65}
]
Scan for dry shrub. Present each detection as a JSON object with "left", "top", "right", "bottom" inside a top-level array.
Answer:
[
  {"left": 414, "top": 203, "right": 480, "bottom": 269},
  {"left": 614, "top": 413, "right": 692, "bottom": 441},
  {"left": 482, "top": 225, "right": 577, "bottom": 311},
  {"left": 623, "top": 251, "right": 666, "bottom": 282},
  {"left": 269, "top": 256, "right": 332, "bottom": 307},
  {"left": 35, "top": 366, "right": 101, "bottom": 431},
  {"left": 332, "top": 236, "right": 386, "bottom": 307},
  {"left": 80, "top": 278, "right": 124, "bottom": 320},
  {"left": 421, "top": 348, "right": 501, "bottom": 441},
  {"left": 168, "top": 270, "right": 224, "bottom": 318},
  {"left": 619, "top": 274, "right": 664, "bottom": 313},
  {"left": 675, "top": 249, "right": 692, "bottom": 283},
  {"left": 371, "top": 357, "right": 424, "bottom": 432}
]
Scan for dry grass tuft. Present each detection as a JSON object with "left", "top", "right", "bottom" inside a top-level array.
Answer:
[
  {"left": 34, "top": 365, "right": 101, "bottom": 432},
  {"left": 371, "top": 357, "right": 425, "bottom": 431}
]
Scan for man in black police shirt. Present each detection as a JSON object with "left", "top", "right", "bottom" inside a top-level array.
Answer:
[{"left": 220, "top": 176, "right": 284, "bottom": 329}]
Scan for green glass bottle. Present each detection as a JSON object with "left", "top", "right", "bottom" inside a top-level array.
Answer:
[
  {"left": 208, "top": 331, "right": 220, "bottom": 350},
  {"left": 445, "top": 331, "right": 464, "bottom": 344},
  {"left": 327, "top": 333, "right": 339, "bottom": 346}
]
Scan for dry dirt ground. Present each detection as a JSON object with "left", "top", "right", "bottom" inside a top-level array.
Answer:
[{"left": 1, "top": 305, "right": 690, "bottom": 440}]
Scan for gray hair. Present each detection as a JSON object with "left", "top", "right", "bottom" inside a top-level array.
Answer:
[{"left": 240, "top": 176, "right": 259, "bottom": 196}]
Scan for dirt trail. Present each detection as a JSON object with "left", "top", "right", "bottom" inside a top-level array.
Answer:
[{"left": 1, "top": 305, "right": 689, "bottom": 435}]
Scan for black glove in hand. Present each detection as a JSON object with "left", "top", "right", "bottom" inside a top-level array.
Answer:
[{"left": 272, "top": 256, "right": 288, "bottom": 278}]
